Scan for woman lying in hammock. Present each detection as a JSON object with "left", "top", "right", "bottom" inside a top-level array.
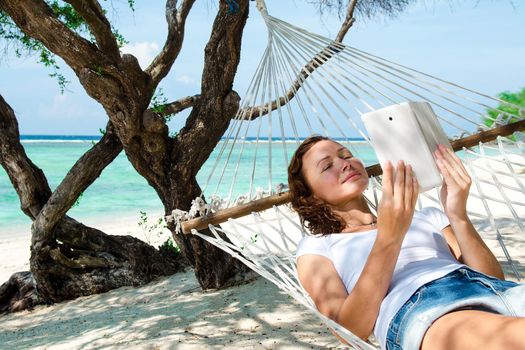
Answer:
[{"left": 289, "top": 135, "right": 525, "bottom": 350}]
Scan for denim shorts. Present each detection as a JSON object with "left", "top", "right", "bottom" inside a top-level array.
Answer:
[{"left": 386, "top": 267, "right": 525, "bottom": 350}]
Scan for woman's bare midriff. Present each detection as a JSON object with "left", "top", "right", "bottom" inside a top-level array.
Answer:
[{"left": 420, "top": 309, "right": 525, "bottom": 350}]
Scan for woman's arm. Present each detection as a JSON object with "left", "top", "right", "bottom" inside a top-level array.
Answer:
[
  {"left": 435, "top": 145, "right": 504, "bottom": 279},
  {"left": 297, "top": 236, "right": 405, "bottom": 340},
  {"left": 297, "top": 161, "right": 419, "bottom": 340},
  {"left": 443, "top": 221, "right": 503, "bottom": 279}
]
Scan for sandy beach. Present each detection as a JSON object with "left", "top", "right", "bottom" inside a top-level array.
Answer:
[
  {"left": 0, "top": 214, "right": 345, "bottom": 350},
  {"left": 0, "top": 212, "right": 350, "bottom": 350},
  {"left": 0, "top": 270, "right": 346, "bottom": 349},
  {"left": 1, "top": 154, "right": 524, "bottom": 349}
]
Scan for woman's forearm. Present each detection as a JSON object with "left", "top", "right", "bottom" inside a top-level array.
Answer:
[
  {"left": 335, "top": 234, "right": 404, "bottom": 339},
  {"left": 449, "top": 216, "right": 504, "bottom": 279}
]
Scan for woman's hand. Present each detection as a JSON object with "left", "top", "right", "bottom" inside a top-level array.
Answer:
[
  {"left": 434, "top": 144, "right": 472, "bottom": 221},
  {"left": 434, "top": 145, "right": 504, "bottom": 278},
  {"left": 377, "top": 160, "right": 419, "bottom": 242}
]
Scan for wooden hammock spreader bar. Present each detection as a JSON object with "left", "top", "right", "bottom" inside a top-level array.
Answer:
[
  {"left": 182, "top": 191, "right": 292, "bottom": 234},
  {"left": 182, "top": 119, "right": 525, "bottom": 234}
]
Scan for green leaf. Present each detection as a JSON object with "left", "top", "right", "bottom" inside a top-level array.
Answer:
[
  {"left": 149, "top": 88, "right": 169, "bottom": 116},
  {"left": 484, "top": 87, "right": 525, "bottom": 141}
]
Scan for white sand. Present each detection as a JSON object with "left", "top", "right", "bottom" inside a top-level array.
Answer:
[
  {"left": 0, "top": 269, "right": 345, "bottom": 349},
  {"left": 0, "top": 153, "right": 524, "bottom": 349},
  {"left": 0, "top": 213, "right": 345, "bottom": 349}
]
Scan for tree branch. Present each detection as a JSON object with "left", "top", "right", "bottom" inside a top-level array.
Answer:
[
  {"left": 63, "top": 0, "right": 121, "bottom": 62},
  {"left": 32, "top": 123, "right": 123, "bottom": 249},
  {"left": 146, "top": 0, "right": 196, "bottom": 88},
  {"left": 0, "top": 94, "right": 52, "bottom": 219},
  {"left": 335, "top": 0, "right": 358, "bottom": 43},
  {"left": 0, "top": 0, "right": 112, "bottom": 73},
  {"left": 150, "top": 94, "right": 200, "bottom": 117},
  {"left": 173, "top": 0, "right": 248, "bottom": 175},
  {"left": 240, "top": 0, "right": 359, "bottom": 121},
  {"left": 0, "top": 92, "right": 123, "bottom": 250}
]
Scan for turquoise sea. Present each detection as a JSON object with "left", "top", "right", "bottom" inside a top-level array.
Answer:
[
  {"left": 0, "top": 135, "right": 377, "bottom": 235},
  {"left": 0, "top": 135, "right": 499, "bottom": 236}
]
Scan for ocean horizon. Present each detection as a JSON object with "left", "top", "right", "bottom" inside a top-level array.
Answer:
[{"left": 19, "top": 134, "right": 368, "bottom": 143}]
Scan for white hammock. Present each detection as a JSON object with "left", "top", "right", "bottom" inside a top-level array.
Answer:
[{"left": 168, "top": 1, "right": 525, "bottom": 348}]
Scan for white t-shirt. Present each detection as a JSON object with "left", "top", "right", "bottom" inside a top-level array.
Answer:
[{"left": 295, "top": 206, "right": 464, "bottom": 350}]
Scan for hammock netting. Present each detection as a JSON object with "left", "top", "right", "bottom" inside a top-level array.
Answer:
[{"left": 167, "top": 2, "right": 525, "bottom": 348}]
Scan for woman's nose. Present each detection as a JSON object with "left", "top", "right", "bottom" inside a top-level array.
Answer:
[{"left": 340, "top": 158, "right": 353, "bottom": 172}]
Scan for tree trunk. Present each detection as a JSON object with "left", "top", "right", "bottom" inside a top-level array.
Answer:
[
  {"left": 167, "top": 177, "right": 255, "bottom": 289},
  {"left": 0, "top": 93, "right": 186, "bottom": 311},
  {"left": 159, "top": 0, "right": 255, "bottom": 289},
  {"left": 32, "top": 216, "right": 187, "bottom": 302}
]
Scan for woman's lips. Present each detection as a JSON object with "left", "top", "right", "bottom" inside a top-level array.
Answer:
[{"left": 342, "top": 172, "right": 360, "bottom": 183}]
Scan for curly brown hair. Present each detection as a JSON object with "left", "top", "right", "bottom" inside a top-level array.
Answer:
[{"left": 287, "top": 136, "right": 346, "bottom": 235}]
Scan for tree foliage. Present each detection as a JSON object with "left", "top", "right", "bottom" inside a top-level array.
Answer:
[
  {"left": 0, "top": 1, "right": 129, "bottom": 92},
  {"left": 309, "top": 0, "right": 415, "bottom": 19},
  {"left": 484, "top": 87, "right": 525, "bottom": 128}
]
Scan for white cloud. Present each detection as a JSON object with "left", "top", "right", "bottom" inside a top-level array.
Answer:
[
  {"left": 176, "top": 74, "right": 196, "bottom": 85},
  {"left": 38, "top": 94, "right": 85, "bottom": 120},
  {"left": 121, "top": 41, "right": 160, "bottom": 69}
]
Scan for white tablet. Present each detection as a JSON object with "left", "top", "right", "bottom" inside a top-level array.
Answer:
[{"left": 361, "top": 101, "right": 452, "bottom": 192}]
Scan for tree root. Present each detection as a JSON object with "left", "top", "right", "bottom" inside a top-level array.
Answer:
[{"left": 0, "top": 271, "right": 40, "bottom": 313}]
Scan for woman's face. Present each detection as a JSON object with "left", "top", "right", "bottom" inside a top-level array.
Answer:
[{"left": 302, "top": 140, "right": 369, "bottom": 209}]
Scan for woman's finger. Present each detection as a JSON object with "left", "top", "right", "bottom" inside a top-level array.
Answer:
[
  {"left": 381, "top": 160, "right": 394, "bottom": 196},
  {"left": 436, "top": 157, "right": 458, "bottom": 186},
  {"left": 435, "top": 148, "right": 462, "bottom": 188},
  {"left": 394, "top": 160, "right": 406, "bottom": 206},
  {"left": 439, "top": 145, "right": 470, "bottom": 183},
  {"left": 411, "top": 174, "right": 419, "bottom": 207},
  {"left": 404, "top": 164, "right": 414, "bottom": 209},
  {"left": 438, "top": 144, "right": 462, "bottom": 166}
]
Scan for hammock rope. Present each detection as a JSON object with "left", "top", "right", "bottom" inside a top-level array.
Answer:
[{"left": 166, "top": 1, "right": 525, "bottom": 348}]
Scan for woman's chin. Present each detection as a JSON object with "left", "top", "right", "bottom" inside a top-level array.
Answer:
[{"left": 342, "top": 177, "right": 368, "bottom": 191}]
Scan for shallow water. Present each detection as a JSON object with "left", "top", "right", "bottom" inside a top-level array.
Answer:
[{"left": 0, "top": 135, "right": 502, "bottom": 236}]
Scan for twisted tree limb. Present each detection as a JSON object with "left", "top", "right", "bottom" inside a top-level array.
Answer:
[
  {"left": 64, "top": 0, "right": 121, "bottom": 61},
  {"left": 152, "top": 94, "right": 200, "bottom": 118},
  {"left": 0, "top": 0, "right": 111, "bottom": 72},
  {"left": 335, "top": 0, "right": 358, "bottom": 42},
  {"left": 0, "top": 94, "right": 52, "bottom": 219},
  {"left": 146, "top": 0, "right": 196, "bottom": 88},
  {"left": 31, "top": 123, "right": 123, "bottom": 250}
]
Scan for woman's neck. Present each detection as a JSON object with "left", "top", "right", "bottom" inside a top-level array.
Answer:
[{"left": 332, "top": 196, "right": 376, "bottom": 232}]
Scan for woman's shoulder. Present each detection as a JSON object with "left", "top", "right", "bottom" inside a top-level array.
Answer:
[
  {"left": 296, "top": 234, "right": 331, "bottom": 260},
  {"left": 297, "top": 234, "right": 329, "bottom": 249}
]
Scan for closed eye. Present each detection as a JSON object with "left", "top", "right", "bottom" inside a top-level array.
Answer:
[{"left": 322, "top": 162, "right": 333, "bottom": 172}]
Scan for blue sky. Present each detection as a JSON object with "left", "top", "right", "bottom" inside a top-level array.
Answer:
[{"left": 0, "top": 0, "right": 523, "bottom": 136}]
